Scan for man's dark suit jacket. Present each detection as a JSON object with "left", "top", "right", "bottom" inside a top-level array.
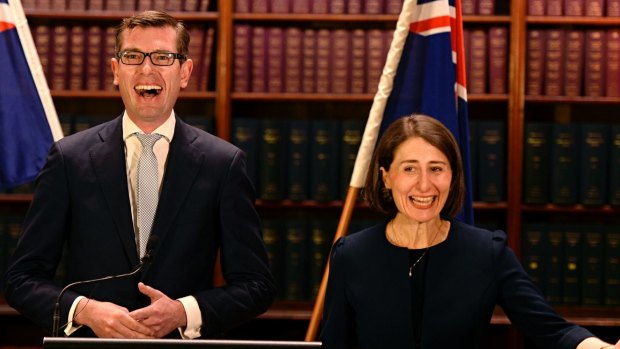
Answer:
[
  {"left": 320, "top": 219, "right": 593, "bottom": 349},
  {"left": 3, "top": 115, "right": 276, "bottom": 337}
]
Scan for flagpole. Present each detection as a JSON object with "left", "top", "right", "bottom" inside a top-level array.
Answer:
[
  {"left": 304, "top": 0, "right": 416, "bottom": 341},
  {"left": 8, "top": 0, "right": 63, "bottom": 141}
]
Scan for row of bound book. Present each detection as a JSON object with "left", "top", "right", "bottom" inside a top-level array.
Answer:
[
  {"left": 235, "top": 0, "right": 404, "bottom": 14},
  {"left": 528, "top": 0, "right": 620, "bottom": 16},
  {"left": 31, "top": 24, "right": 215, "bottom": 92},
  {"left": 523, "top": 122, "right": 620, "bottom": 206},
  {"left": 522, "top": 222, "right": 620, "bottom": 306},
  {"left": 462, "top": 0, "right": 498, "bottom": 15},
  {"left": 22, "top": 0, "right": 211, "bottom": 11},
  {"left": 231, "top": 118, "right": 365, "bottom": 202},
  {"left": 527, "top": 28, "right": 620, "bottom": 98},
  {"left": 262, "top": 217, "right": 382, "bottom": 301},
  {"left": 233, "top": 25, "right": 510, "bottom": 95}
]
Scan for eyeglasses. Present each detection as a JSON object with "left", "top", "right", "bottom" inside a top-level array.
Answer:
[{"left": 116, "top": 50, "right": 187, "bottom": 66}]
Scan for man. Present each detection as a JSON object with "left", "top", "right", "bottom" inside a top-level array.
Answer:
[{"left": 3, "top": 11, "right": 275, "bottom": 339}]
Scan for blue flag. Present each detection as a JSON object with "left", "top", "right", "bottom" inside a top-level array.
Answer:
[
  {"left": 0, "top": 0, "right": 62, "bottom": 191},
  {"left": 350, "top": 0, "right": 473, "bottom": 223}
]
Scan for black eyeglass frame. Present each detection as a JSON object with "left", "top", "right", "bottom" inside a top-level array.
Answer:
[{"left": 115, "top": 50, "right": 188, "bottom": 66}]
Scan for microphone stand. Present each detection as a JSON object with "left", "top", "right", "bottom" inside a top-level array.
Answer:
[{"left": 52, "top": 237, "right": 159, "bottom": 337}]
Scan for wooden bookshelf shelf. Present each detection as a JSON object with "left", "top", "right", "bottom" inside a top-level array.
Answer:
[
  {"left": 527, "top": 16, "right": 620, "bottom": 26},
  {"left": 525, "top": 95, "right": 620, "bottom": 104}
]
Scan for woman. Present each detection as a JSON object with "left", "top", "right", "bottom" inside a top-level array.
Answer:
[{"left": 319, "top": 115, "right": 619, "bottom": 348}]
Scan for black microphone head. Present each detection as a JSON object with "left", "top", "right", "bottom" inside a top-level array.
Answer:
[{"left": 142, "top": 235, "right": 160, "bottom": 264}]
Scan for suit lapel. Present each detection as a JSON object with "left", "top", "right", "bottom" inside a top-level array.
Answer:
[
  {"left": 151, "top": 119, "right": 204, "bottom": 246},
  {"left": 90, "top": 117, "right": 139, "bottom": 267}
]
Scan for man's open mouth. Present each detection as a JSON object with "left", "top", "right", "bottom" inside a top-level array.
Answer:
[{"left": 135, "top": 85, "right": 162, "bottom": 97}]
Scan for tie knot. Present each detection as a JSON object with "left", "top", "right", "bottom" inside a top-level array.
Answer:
[{"left": 135, "top": 133, "right": 162, "bottom": 150}]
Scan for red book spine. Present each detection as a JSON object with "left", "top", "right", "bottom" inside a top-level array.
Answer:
[
  {"left": 347, "top": 0, "right": 362, "bottom": 13},
  {"left": 364, "top": 0, "right": 383, "bottom": 14},
  {"left": 301, "top": 29, "right": 316, "bottom": 93},
  {"left": 478, "top": 0, "right": 495, "bottom": 14},
  {"left": 32, "top": 25, "right": 51, "bottom": 82},
  {"left": 528, "top": 0, "right": 545, "bottom": 15},
  {"left": 331, "top": 29, "right": 350, "bottom": 94},
  {"left": 312, "top": 0, "right": 328, "bottom": 13},
  {"left": 50, "top": 25, "right": 69, "bottom": 91},
  {"left": 85, "top": 26, "right": 102, "bottom": 91},
  {"left": 137, "top": 0, "right": 153, "bottom": 11},
  {"left": 584, "top": 30, "right": 606, "bottom": 97},
  {"left": 292, "top": 0, "right": 309, "bottom": 13},
  {"left": 315, "top": 29, "right": 331, "bottom": 93},
  {"left": 563, "top": 30, "right": 584, "bottom": 97},
  {"left": 103, "top": 26, "right": 117, "bottom": 91},
  {"left": 88, "top": 0, "right": 104, "bottom": 10},
  {"left": 233, "top": 25, "right": 251, "bottom": 92},
  {"left": 235, "top": 0, "right": 251, "bottom": 12},
  {"left": 330, "top": 0, "right": 346, "bottom": 13},
  {"left": 200, "top": 26, "right": 215, "bottom": 91},
  {"left": 606, "top": 29, "right": 620, "bottom": 97},
  {"left": 608, "top": 0, "right": 620, "bottom": 16},
  {"left": 183, "top": 0, "right": 200, "bottom": 11},
  {"left": 365, "top": 29, "right": 384, "bottom": 94},
  {"left": 488, "top": 26, "right": 508, "bottom": 94},
  {"left": 543, "top": 29, "right": 565, "bottom": 97},
  {"left": 546, "top": 0, "right": 563, "bottom": 15},
  {"left": 526, "top": 29, "right": 546, "bottom": 96},
  {"left": 462, "top": 0, "right": 476, "bottom": 14},
  {"left": 350, "top": 29, "right": 366, "bottom": 94},
  {"left": 271, "top": 0, "right": 290, "bottom": 13},
  {"left": 385, "top": 0, "right": 402, "bottom": 14},
  {"left": 284, "top": 27, "right": 302, "bottom": 93},
  {"left": 199, "top": 0, "right": 211, "bottom": 11},
  {"left": 584, "top": 0, "right": 604, "bottom": 16},
  {"left": 251, "top": 26, "right": 267, "bottom": 93},
  {"left": 266, "top": 27, "right": 284, "bottom": 93},
  {"left": 185, "top": 26, "right": 204, "bottom": 92},
  {"left": 564, "top": 0, "right": 585, "bottom": 15},
  {"left": 468, "top": 28, "right": 487, "bottom": 94},
  {"left": 252, "top": 0, "right": 268, "bottom": 12}
]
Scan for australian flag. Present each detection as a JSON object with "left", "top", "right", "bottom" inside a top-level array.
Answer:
[
  {"left": 351, "top": 0, "right": 473, "bottom": 224},
  {"left": 0, "top": 0, "right": 62, "bottom": 191}
]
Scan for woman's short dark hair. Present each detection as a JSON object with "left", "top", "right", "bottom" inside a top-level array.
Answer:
[
  {"left": 115, "top": 10, "right": 190, "bottom": 62},
  {"left": 364, "top": 114, "right": 465, "bottom": 218}
]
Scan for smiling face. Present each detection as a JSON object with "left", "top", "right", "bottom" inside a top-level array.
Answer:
[
  {"left": 381, "top": 137, "right": 452, "bottom": 224},
  {"left": 111, "top": 26, "right": 192, "bottom": 131}
]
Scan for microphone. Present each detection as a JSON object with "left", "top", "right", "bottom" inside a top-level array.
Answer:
[{"left": 51, "top": 235, "right": 160, "bottom": 337}]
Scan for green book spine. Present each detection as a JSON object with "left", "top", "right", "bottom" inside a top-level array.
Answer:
[
  {"left": 310, "top": 121, "right": 340, "bottom": 201},
  {"left": 563, "top": 226, "right": 582, "bottom": 304},
  {"left": 469, "top": 120, "right": 478, "bottom": 201},
  {"left": 604, "top": 225, "right": 620, "bottom": 306},
  {"left": 339, "top": 120, "right": 364, "bottom": 200},
  {"left": 522, "top": 223, "right": 547, "bottom": 294},
  {"left": 580, "top": 123, "right": 609, "bottom": 206},
  {"left": 262, "top": 219, "right": 284, "bottom": 300},
  {"left": 287, "top": 120, "right": 310, "bottom": 201},
  {"left": 309, "top": 219, "right": 335, "bottom": 300},
  {"left": 546, "top": 225, "right": 564, "bottom": 304},
  {"left": 477, "top": 120, "right": 506, "bottom": 202},
  {"left": 231, "top": 118, "right": 259, "bottom": 189},
  {"left": 284, "top": 220, "right": 308, "bottom": 301},
  {"left": 610, "top": 124, "right": 620, "bottom": 206},
  {"left": 259, "top": 119, "right": 287, "bottom": 201},
  {"left": 581, "top": 225, "right": 604, "bottom": 305},
  {"left": 523, "top": 122, "right": 551, "bottom": 204},
  {"left": 550, "top": 123, "right": 578, "bottom": 205}
]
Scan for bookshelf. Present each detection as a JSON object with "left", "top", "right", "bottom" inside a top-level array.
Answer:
[{"left": 1, "top": 0, "right": 619, "bottom": 347}]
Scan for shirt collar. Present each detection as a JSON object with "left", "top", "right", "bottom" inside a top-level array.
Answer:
[{"left": 122, "top": 110, "right": 176, "bottom": 142}]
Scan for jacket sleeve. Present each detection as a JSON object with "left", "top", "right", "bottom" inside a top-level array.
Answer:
[
  {"left": 319, "top": 237, "right": 357, "bottom": 349},
  {"left": 493, "top": 230, "right": 594, "bottom": 349},
  {"left": 191, "top": 148, "right": 276, "bottom": 336}
]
